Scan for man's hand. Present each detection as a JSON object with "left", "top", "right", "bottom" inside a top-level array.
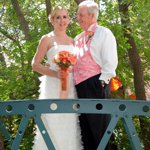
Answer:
[{"left": 100, "top": 80, "right": 107, "bottom": 88}]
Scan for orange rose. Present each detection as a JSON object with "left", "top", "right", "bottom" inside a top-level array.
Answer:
[
  {"left": 110, "top": 77, "right": 122, "bottom": 91},
  {"left": 128, "top": 94, "right": 136, "bottom": 100},
  {"left": 53, "top": 51, "right": 76, "bottom": 69}
]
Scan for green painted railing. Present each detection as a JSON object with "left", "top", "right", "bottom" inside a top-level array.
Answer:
[{"left": 0, "top": 99, "right": 150, "bottom": 150}]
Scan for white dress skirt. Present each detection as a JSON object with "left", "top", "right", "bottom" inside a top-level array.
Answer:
[{"left": 32, "top": 45, "right": 83, "bottom": 150}]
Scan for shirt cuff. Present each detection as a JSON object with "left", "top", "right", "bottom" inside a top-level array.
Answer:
[{"left": 99, "top": 73, "right": 115, "bottom": 84}]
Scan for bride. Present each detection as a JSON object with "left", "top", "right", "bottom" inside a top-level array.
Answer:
[{"left": 32, "top": 5, "right": 83, "bottom": 150}]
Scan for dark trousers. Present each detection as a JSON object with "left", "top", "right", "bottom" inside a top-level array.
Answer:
[{"left": 75, "top": 74, "right": 110, "bottom": 150}]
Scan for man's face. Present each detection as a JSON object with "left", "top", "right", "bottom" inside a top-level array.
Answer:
[{"left": 77, "top": 7, "right": 93, "bottom": 31}]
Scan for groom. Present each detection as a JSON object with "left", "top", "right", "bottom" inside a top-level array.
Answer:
[{"left": 73, "top": 1, "right": 118, "bottom": 150}]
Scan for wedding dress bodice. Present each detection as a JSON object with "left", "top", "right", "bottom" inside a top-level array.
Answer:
[
  {"left": 38, "top": 44, "right": 76, "bottom": 99},
  {"left": 47, "top": 45, "right": 75, "bottom": 70}
]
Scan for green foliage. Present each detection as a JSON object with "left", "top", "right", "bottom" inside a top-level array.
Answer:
[{"left": 0, "top": 115, "right": 35, "bottom": 150}]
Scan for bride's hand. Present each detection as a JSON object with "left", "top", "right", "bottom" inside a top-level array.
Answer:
[
  {"left": 57, "top": 69, "right": 69, "bottom": 80},
  {"left": 45, "top": 62, "right": 50, "bottom": 68},
  {"left": 68, "top": 67, "right": 73, "bottom": 73}
]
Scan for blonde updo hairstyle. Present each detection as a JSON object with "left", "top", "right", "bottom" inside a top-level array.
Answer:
[{"left": 48, "top": 5, "right": 69, "bottom": 24}]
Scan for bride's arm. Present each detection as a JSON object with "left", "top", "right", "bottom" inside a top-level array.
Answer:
[{"left": 32, "top": 35, "right": 58, "bottom": 78}]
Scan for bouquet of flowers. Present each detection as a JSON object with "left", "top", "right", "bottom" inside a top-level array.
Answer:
[{"left": 53, "top": 50, "right": 76, "bottom": 91}]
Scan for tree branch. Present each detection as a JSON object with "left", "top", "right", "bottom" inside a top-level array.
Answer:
[
  {"left": 11, "top": 0, "right": 31, "bottom": 40},
  {"left": 0, "top": 28, "right": 18, "bottom": 43}
]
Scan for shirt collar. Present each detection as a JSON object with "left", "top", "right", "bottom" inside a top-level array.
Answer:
[{"left": 86, "top": 23, "right": 98, "bottom": 32}]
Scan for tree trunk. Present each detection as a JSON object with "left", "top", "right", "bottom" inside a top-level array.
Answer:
[
  {"left": 11, "top": 0, "right": 31, "bottom": 40},
  {"left": 118, "top": 1, "right": 146, "bottom": 100},
  {"left": 118, "top": 0, "right": 150, "bottom": 149},
  {"left": 0, "top": 134, "right": 4, "bottom": 150},
  {"left": 45, "top": 0, "right": 53, "bottom": 29}
]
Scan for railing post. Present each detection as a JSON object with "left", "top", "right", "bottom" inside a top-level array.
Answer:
[
  {"left": 97, "top": 114, "right": 119, "bottom": 150},
  {"left": 11, "top": 115, "right": 29, "bottom": 150},
  {"left": 34, "top": 115, "right": 55, "bottom": 150},
  {"left": 122, "top": 114, "right": 143, "bottom": 150}
]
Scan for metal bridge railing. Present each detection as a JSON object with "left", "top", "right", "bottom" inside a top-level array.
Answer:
[{"left": 0, "top": 99, "right": 150, "bottom": 150}]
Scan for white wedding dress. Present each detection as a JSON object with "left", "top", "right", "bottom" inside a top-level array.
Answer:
[{"left": 32, "top": 45, "right": 83, "bottom": 150}]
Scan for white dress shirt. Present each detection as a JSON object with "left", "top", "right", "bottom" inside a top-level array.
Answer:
[{"left": 75, "top": 24, "right": 118, "bottom": 84}]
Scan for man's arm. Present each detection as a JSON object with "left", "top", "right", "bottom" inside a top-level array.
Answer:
[{"left": 99, "top": 28, "right": 118, "bottom": 84}]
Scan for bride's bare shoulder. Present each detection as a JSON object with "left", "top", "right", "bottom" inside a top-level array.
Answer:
[
  {"left": 41, "top": 32, "right": 54, "bottom": 40},
  {"left": 39, "top": 32, "right": 55, "bottom": 47}
]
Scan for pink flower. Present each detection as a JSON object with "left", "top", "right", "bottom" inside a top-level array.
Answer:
[
  {"left": 87, "top": 31, "right": 94, "bottom": 39},
  {"left": 86, "top": 31, "right": 94, "bottom": 44}
]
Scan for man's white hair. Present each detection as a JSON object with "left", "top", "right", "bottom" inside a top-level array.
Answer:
[{"left": 79, "top": 0, "right": 99, "bottom": 19}]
